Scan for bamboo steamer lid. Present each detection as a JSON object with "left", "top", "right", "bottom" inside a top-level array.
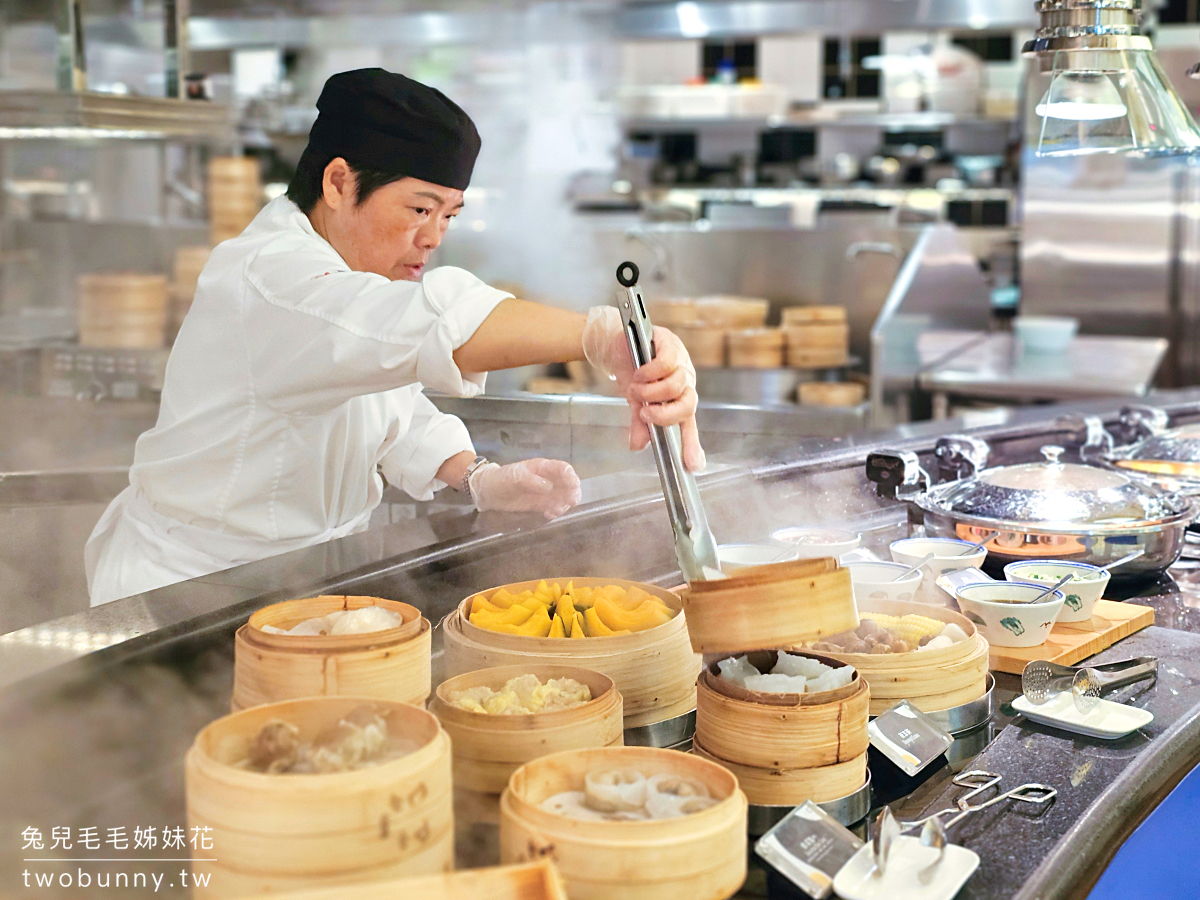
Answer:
[
  {"left": 682, "top": 558, "right": 858, "bottom": 654},
  {"left": 173, "top": 245, "right": 212, "bottom": 285},
  {"left": 442, "top": 578, "right": 700, "bottom": 729},
  {"left": 223, "top": 861, "right": 570, "bottom": 900},
  {"left": 431, "top": 665, "right": 624, "bottom": 794},
  {"left": 782, "top": 305, "right": 846, "bottom": 325},
  {"left": 785, "top": 323, "right": 849, "bottom": 349},
  {"left": 691, "top": 740, "right": 867, "bottom": 806},
  {"left": 675, "top": 326, "right": 727, "bottom": 368},
  {"left": 812, "top": 599, "right": 990, "bottom": 715},
  {"left": 232, "top": 596, "right": 431, "bottom": 710},
  {"left": 186, "top": 697, "right": 453, "bottom": 898},
  {"left": 78, "top": 272, "right": 169, "bottom": 310},
  {"left": 694, "top": 653, "right": 869, "bottom": 770},
  {"left": 79, "top": 327, "right": 166, "bottom": 349},
  {"left": 499, "top": 746, "right": 748, "bottom": 900},
  {"left": 694, "top": 296, "right": 770, "bottom": 328},
  {"left": 652, "top": 298, "right": 701, "bottom": 327},
  {"left": 727, "top": 328, "right": 785, "bottom": 368},
  {"left": 208, "top": 155, "right": 261, "bottom": 181},
  {"left": 798, "top": 382, "right": 866, "bottom": 407}
]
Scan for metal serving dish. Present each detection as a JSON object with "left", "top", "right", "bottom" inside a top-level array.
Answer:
[
  {"left": 1103, "top": 408, "right": 1200, "bottom": 496},
  {"left": 868, "top": 437, "right": 1194, "bottom": 578}
]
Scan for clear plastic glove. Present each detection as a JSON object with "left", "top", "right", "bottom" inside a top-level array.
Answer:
[
  {"left": 582, "top": 305, "right": 705, "bottom": 471},
  {"left": 469, "top": 458, "right": 582, "bottom": 520}
]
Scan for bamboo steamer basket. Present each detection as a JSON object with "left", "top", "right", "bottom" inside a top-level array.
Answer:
[
  {"left": 431, "top": 665, "right": 625, "bottom": 794},
  {"left": 727, "top": 328, "right": 785, "bottom": 368},
  {"left": 500, "top": 746, "right": 748, "bottom": 900},
  {"left": 798, "top": 382, "right": 866, "bottom": 407},
  {"left": 674, "top": 326, "right": 727, "bottom": 368},
  {"left": 77, "top": 273, "right": 170, "bottom": 348},
  {"left": 813, "top": 599, "right": 990, "bottom": 715},
  {"left": 786, "top": 322, "right": 849, "bottom": 348},
  {"left": 788, "top": 347, "right": 849, "bottom": 368},
  {"left": 682, "top": 558, "right": 858, "bottom": 654},
  {"left": 652, "top": 298, "right": 701, "bottom": 327},
  {"left": 186, "top": 697, "right": 454, "bottom": 899},
  {"left": 694, "top": 651, "right": 869, "bottom": 770},
  {"left": 782, "top": 305, "right": 846, "bottom": 325},
  {"left": 694, "top": 295, "right": 770, "bottom": 328},
  {"left": 208, "top": 155, "right": 260, "bottom": 182},
  {"left": 223, "top": 861, "right": 569, "bottom": 900},
  {"left": 691, "top": 740, "right": 867, "bottom": 806},
  {"left": 232, "top": 596, "right": 431, "bottom": 711},
  {"left": 443, "top": 579, "right": 699, "bottom": 729}
]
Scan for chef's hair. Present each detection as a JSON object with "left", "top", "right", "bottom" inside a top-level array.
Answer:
[{"left": 286, "top": 153, "right": 405, "bottom": 213}]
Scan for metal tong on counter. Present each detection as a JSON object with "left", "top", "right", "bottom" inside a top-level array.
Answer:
[
  {"left": 872, "top": 770, "right": 1057, "bottom": 879},
  {"left": 614, "top": 261, "right": 720, "bottom": 584},
  {"left": 1022, "top": 656, "right": 1159, "bottom": 712}
]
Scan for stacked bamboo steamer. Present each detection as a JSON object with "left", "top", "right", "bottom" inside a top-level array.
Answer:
[
  {"left": 430, "top": 664, "right": 624, "bottom": 795},
  {"left": 783, "top": 306, "right": 849, "bottom": 368},
  {"left": 652, "top": 296, "right": 771, "bottom": 368},
  {"left": 208, "top": 155, "right": 262, "bottom": 244},
  {"left": 815, "top": 599, "right": 990, "bottom": 715},
  {"left": 186, "top": 697, "right": 454, "bottom": 899},
  {"left": 170, "top": 245, "right": 212, "bottom": 338},
  {"left": 441, "top": 578, "right": 700, "bottom": 730},
  {"left": 76, "top": 272, "right": 169, "bottom": 349},
  {"left": 727, "top": 328, "right": 786, "bottom": 368},
  {"left": 232, "top": 596, "right": 432, "bottom": 711},
  {"left": 499, "top": 746, "right": 748, "bottom": 900},
  {"left": 798, "top": 381, "right": 867, "bottom": 408},
  {"left": 680, "top": 558, "right": 868, "bottom": 808},
  {"left": 692, "top": 651, "right": 869, "bottom": 806}
]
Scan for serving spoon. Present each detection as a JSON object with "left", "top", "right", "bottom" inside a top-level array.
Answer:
[
  {"left": 1097, "top": 548, "right": 1146, "bottom": 573},
  {"left": 1023, "top": 572, "right": 1074, "bottom": 604},
  {"left": 892, "top": 552, "right": 935, "bottom": 582},
  {"left": 958, "top": 530, "right": 999, "bottom": 556}
]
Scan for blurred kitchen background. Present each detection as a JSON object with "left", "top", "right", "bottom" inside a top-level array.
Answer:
[{"left": 5, "top": 0, "right": 1200, "bottom": 628}]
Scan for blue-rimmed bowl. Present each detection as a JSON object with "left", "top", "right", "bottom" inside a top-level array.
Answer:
[
  {"left": 955, "top": 582, "right": 1065, "bottom": 648},
  {"left": 1003, "top": 560, "right": 1109, "bottom": 623}
]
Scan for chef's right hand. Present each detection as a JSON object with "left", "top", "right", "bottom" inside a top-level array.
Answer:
[
  {"left": 582, "top": 306, "right": 705, "bottom": 472},
  {"left": 470, "top": 458, "right": 582, "bottom": 520}
]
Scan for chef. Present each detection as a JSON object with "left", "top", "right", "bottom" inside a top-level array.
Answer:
[{"left": 86, "top": 68, "right": 703, "bottom": 606}]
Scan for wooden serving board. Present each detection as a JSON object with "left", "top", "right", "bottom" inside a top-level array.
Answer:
[{"left": 988, "top": 599, "right": 1154, "bottom": 674}]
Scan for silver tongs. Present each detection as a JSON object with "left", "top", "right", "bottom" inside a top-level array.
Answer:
[{"left": 614, "top": 261, "right": 720, "bottom": 583}]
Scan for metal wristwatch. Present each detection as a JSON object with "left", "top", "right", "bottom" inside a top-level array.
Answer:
[{"left": 461, "top": 455, "right": 490, "bottom": 501}]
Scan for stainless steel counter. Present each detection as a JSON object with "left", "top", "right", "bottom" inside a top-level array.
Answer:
[{"left": 6, "top": 390, "right": 1200, "bottom": 899}]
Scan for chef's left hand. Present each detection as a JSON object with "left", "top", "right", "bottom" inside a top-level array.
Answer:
[
  {"left": 470, "top": 458, "right": 582, "bottom": 520},
  {"left": 583, "top": 306, "right": 705, "bottom": 472}
]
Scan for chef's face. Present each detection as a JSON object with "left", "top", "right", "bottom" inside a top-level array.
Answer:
[{"left": 318, "top": 159, "right": 464, "bottom": 281}]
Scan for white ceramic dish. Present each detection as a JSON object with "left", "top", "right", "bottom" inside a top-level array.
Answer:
[
  {"left": 1014, "top": 315, "right": 1078, "bottom": 353},
  {"left": 718, "top": 542, "right": 799, "bottom": 573},
  {"left": 890, "top": 538, "right": 988, "bottom": 607},
  {"left": 770, "top": 527, "right": 861, "bottom": 560},
  {"left": 832, "top": 836, "right": 980, "bottom": 900},
  {"left": 845, "top": 561, "right": 923, "bottom": 604},
  {"left": 955, "top": 582, "right": 1065, "bottom": 648},
  {"left": 1012, "top": 692, "right": 1153, "bottom": 739},
  {"left": 1004, "top": 560, "right": 1110, "bottom": 623}
]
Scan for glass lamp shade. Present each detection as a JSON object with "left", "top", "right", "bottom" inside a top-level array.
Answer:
[{"left": 1035, "top": 49, "right": 1200, "bottom": 157}]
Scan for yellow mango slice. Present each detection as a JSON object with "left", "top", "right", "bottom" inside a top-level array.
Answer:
[
  {"left": 569, "top": 614, "right": 585, "bottom": 639},
  {"left": 471, "top": 596, "right": 506, "bottom": 616},
  {"left": 572, "top": 586, "right": 595, "bottom": 609},
  {"left": 548, "top": 614, "right": 566, "bottom": 639},
  {"left": 556, "top": 595, "right": 577, "bottom": 624},
  {"left": 489, "top": 589, "right": 517, "bottom": 609},
  {"left": 513, "top": 605, "right": 553, "bottom": 637},
  {"left": 584, "top": 607, "right": 630, "bottom": 637},
  {"left": 594, "top": 596, "right": 672, "bottom": 633},
  {"left": 470, "top": 604, "right": 535, "bottom": 630}
]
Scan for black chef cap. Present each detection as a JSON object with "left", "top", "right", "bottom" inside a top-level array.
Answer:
[{"left": 298, "top": 68, "right": 480, "bottom": 192}]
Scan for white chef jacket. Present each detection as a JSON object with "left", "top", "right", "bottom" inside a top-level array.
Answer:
[{"left": 85, "top": 195, "right": 511, "bottom": 606}]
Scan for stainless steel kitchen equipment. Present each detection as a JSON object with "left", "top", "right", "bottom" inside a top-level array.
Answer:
[
  {"left": 1022, "top": 656, "right": 1159, "bottom": 704},
  {"left": 867, "top": 436, "right": 1196, "bottom": 576},
  {"left": 1102, "top": 405, "right": 1200, "bottom": 495},
  {"left": 615, "top": 260, "right": 720, "bottom": 582}
]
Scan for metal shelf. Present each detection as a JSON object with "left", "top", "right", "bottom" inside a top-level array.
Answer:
[
  {"left": 621, "top": 112, "right": 1014, "bottom": 132},
  {"left": 0, "top": 91, "right": 234, "bottom": 144}
]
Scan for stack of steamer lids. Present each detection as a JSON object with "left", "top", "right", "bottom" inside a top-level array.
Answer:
[
  {"left": 681, "top": 557, "right": 859, "bottom": 654},
  {"left": 782, "top": 305, "right": 849, "bottom": 368},
  {"left": 651, "top": 296, "right": 771, "bottom": 369},
  {"left": 77, "top": 272, "right": 169, "bottom": 349},
  {"left": 169, "top": 245, "right": 212, "bottom": 339},
  {"left": 208, "top": 155, "right": 262, "bottom": 245},
  {"left": 726, "top": 327, "right": 786, "bottom": 368}
]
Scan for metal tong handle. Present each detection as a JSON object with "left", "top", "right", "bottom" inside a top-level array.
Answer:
[
  {"left": 1092, "top": 657, "right": 1158, "bottom": 692},
  {"left": 901, "top": 770, "right": 1056, "bottom": 832},
  {"left": 614, "top": 261, "right": 719, "bottom": 583}
]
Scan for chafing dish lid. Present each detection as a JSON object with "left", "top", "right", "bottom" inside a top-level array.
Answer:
[
  {"left": 919, "top": 445, "right": 1191, "bottom": 528},
  {"left": 1113, "top": 423, "right": 1200, "bottom": 467}
]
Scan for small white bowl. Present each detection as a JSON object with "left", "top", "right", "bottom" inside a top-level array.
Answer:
[
  {"left": 718, "top": 542, "right": 799, "bottom": 573},
  {"left": 845, "top": 561, "right": 924, "bottom": 604},
  {"left": 955, "top": 582, "right": 1065, "bottom": 648},
  {"left": 891, "top": 538, "right": 989, "bottom": 607},
  {"left": 1003, "top": 560, "right": 1110, "bottom": 623},
  {"left": 1014, "top": 315, "right": 1078, "bottom": 353},
  {"left": 771, "top": 527, "right": 862, "bottom": 560}
]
